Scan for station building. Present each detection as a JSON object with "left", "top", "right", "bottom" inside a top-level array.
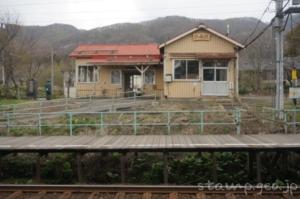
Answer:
[{"left": 69, "top": 24, "right": 244, "bottom": 98}]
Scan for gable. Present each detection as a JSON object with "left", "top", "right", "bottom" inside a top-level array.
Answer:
[{"left": 164, "top": 29, "right": 237, "bottom": 54}]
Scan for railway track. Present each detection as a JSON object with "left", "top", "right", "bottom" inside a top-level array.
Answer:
[{"left": 0, "top": 185, "right": 299, "bottom": 199}]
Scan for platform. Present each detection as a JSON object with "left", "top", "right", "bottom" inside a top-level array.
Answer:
[{"left": 0, "top": 134, "right": 299, "bottom": 153}]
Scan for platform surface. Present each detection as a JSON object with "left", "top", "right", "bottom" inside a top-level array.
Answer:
[{"left": 0, "top": 134, "right": 299, "bottom": 152}]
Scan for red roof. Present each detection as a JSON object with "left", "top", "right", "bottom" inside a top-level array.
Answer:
[{"left": 69, "top": 44, "right": 161, "bottom": 65}]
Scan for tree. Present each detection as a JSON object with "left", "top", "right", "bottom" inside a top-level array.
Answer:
[
  {"left": 0, "top": 13, "right": 21, "bottom": 97},
  {"left": 241, "top": 30, "right": 275, "bottom": 92}
]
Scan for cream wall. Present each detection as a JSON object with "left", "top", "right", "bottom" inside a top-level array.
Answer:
[
  {"left": 74, "top": 59, "right": 163, "bottom": 97},
  {"left": 163, "top": 29, "right": 238, "bottom": 98}
]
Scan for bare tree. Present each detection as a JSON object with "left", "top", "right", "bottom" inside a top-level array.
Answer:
[
  {"left": 242, "top": 31, "right": 274, "bottom": 93},
  {"left": 0, "top": 13, "right": 21, "bottom": 97}
]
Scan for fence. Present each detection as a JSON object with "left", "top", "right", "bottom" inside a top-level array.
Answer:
[
  {"left": 0, "top": 91, "right": 157, "bottom": 115},
  {"left": 0, "top": 109, "right": 242, "bottom": 136},
  {"left": 262, "top": 107, "right": 300, "bottom": 133}
]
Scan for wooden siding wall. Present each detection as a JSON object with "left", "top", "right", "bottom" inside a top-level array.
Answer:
[
  {"left": 75, "top": 59, "right": 163, "bottom": 97},
  {"left": 163, "top": 29, "right": 237, "bottom": 98}
]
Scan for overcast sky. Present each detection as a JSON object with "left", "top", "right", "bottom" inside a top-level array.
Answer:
[{"left": 0, "top": 0, "right": 278, "bottom": 30}]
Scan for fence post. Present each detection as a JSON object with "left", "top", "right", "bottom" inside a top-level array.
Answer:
[
  {"left": 65, "top": 97, "right": 68, "bottom": 112},
  {"left": 111, "top": 95, "right": 115, "bottom": 111},
  {"left": 38, "top": 113, "right": 42, "bottom": 136},
  {"left": 133, "top": 111, "right": 137, "bottom": 135},
  {"left": 99, "top": 112, "right": 104, "bottom": 135},
  {"left": 200, "top": 111, "right": 204, "bottom": 134},
  {"left": 89, "top": 95, "right": 92, "bottom": 110},
  {"left": 12, "top": 104, "right": 16, "bottom": 115},
  {"left": 6, "top": 113, "right": 10, "bottom": 135},
  {"left": 39, "top": 101, "right": 43, "bottom": 114},
  {"left": 167, "top": 112, "right": 171, "bottom": 135},
  {"left": 293, "top": 110, "right": 296, "bottom": 134},
  {"left": 69, "top": 112, "right": 73, "bottom": 136},
  {"left": 284, "top": 110, "right": 288, "bottom": 134},
  {"left": 235, "top": 108, "right": 241, "bottom": 135},
  {"left": 133, "top": 92, "right": 136, "bottom": 107},
  {"left": 262, "top": 108, "right": 265, "bottom": 124}
]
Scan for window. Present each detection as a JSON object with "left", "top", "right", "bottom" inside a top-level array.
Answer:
[
  {"left": 202, "top": 59, "right": 228, "bottom": 82},
  {"left": 216, "top": 69, "right": 227, "bottom": 81},
  {"left": 111, "top": 70, "right": 121, "bottom": 84},
  {"left": 174, "top": 60, "right": 186, "bottom": 79},
  {"left": 187, "top": 60, "right": 199, "bottom": 79},
  {"left": 78, "top": 65, "right": 99, "bottom": 83},
  {"left": 174, "top": 60, "right": 199, "bottom": 80},
  {"left": 145, "top": 70, "right": 155, "bottom": 85}
]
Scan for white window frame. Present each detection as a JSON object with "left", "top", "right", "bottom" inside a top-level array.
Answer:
[
  {"left": 202, "top": 60, "right": 228, "bottom": 82},
  {"left": 144, "top": 69, "right": 156, "bottom": 85},
  {"left": 77, "top": 65, "right": 99, "bottom": 83},
  {"left": 111, "top": 69, "right": 122, "bottom": 85},
  {"left": 172, "top": 59, "right": 201, "bottom": 81}
]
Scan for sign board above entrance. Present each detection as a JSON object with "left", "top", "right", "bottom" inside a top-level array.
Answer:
[
  {"left": 289, "top": 87, "right": 300, "bottom": 99},
  {"left": 192, "top": 32, "right": 210, "bottom": 41}
]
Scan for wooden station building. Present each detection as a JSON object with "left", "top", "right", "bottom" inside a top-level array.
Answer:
[{"left": 69, "top": 24, "right": 244, "bottom": 98}]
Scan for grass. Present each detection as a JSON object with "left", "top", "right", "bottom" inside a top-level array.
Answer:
[{"left": 0, "top": 99, "right": 31, "bottom": 106}]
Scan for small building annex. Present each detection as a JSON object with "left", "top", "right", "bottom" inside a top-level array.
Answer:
[{"left": 69, "top": 24, "right": 244, "bottom": 98}]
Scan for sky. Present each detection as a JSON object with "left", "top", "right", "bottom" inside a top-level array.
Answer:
[{"left": 0, "top": 0, "right": 279, "bottom": 30}]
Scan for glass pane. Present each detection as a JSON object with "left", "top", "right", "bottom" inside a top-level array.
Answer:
[
  {"left": 145, "top": 70, "right": 155, "bottom": 84},
  {"left": 216, "top": 60, "right": 228, "bottom": 67},
  {"left": 174, "top": 60, "right": 186, "bottom": 79},
  {"left": 111, "top": 70, "right": 121, "bottom": 84},
  {"left": 88, "top": 66, "right": 94, "bottom": 82},
  {"left": 202, "top": 60, "right": 215, "bottom": 67},
  {"left": 203, "top": 69, "right": 214, "bottom": 81},
  {"left": 216, "top": 69, "right": 227, "bottom": 81},
  {"left": 187, "top": 60, "right": 199, "bottom": 79}
]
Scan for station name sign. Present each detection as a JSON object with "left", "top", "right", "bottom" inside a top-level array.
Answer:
[
  {"left": 289, "top": 87, "right": 300, "bottom": 99},
  {"left": 193, "top": 32, "right": 210, "bottom": 41}
]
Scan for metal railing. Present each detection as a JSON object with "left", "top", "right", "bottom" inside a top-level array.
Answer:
[
  {"left": 0, "top": 91, "right": 158, "bottom": 115},
  {"left": 0, "top": 108, "right": 242, "bottom": 136},
  {"left": 262, "top": 107, "right": 300, "bottom": 133}
]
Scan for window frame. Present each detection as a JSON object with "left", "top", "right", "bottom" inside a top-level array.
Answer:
[
  {"left": 172, "top": 59, "right": 201, "bottom": 81},
  {"left": 111, "top": 69, "right": 122, "bottom": 85},
  {"left": 202, "top": 59, "right": 229, "bottom": 82},
  {"left": 77, "top": 65, "right": 99, "bottom": 83}
]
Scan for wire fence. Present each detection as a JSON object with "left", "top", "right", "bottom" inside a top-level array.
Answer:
[
  {"left": 261, "top": 107, "right": 300, "bottom": 134},
  {"left": 0, "top": 91, "right": 158, "bottom": 115},
  {"left": 0, "top": 109, "right": 242, "bottom": 136}
]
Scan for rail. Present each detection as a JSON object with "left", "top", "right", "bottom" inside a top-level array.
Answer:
[
  {"left": 0, "top": 184, "right": 298, "bottom": 197},
  {"left": 0, "top": 108, "right": 242, "bottom": 136}
]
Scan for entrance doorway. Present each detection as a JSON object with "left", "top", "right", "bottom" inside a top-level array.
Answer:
[
  {"left": 123, "top": 70, "right": 142, "bottom": 97},
  {"left": 202, "top": 60, "right": 229, "bottom": 96}
]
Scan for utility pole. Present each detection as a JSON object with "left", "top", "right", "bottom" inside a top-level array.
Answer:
[
  {"left": 51, "top": 48, "right": 54, "bottom": 94},
  {"left": 274, "top": 0, "right": 284, "bottom": 118}
]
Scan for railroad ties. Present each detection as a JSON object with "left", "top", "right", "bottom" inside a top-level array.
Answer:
[{"left": 0, "top": 185, "right": 299, "bottom": 199}]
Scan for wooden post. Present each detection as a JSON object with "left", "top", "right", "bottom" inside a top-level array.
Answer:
[
  {"left": 120, "top": 152, "right": 127, "bottom": 184},
  {"left": 211, "top": 152, "right": 217, "bottom": 182},
  {"left": 292, "top": 111, "right": 296, "bottom": 134},
  {"left": 256, "top": 152, "right": 262, "bottom": 183},
  {"left": 77, "top": 153, "right": 84, "bottom": 183},
  {"left": 282, "top": 151, "right": 288, "bottom": 176},
  {"left": 35, "top": 153, "right": 42, "bottom": 183},
  {"left": 163, "top": 152, "right": 169, "bottom": 184},
  {"left": 248, "top": 152, "right": 255, "bottom": 180}
]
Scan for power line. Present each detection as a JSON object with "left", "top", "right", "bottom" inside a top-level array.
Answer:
[
  {"left": 242, "top": 0, "right": 273, "bottom": 44},
  {"left": 244, "top": 17, "right": 275, "bottom": 48},
  {"left": 0, "top": 1, "right": 271, "bottom": 7}
]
